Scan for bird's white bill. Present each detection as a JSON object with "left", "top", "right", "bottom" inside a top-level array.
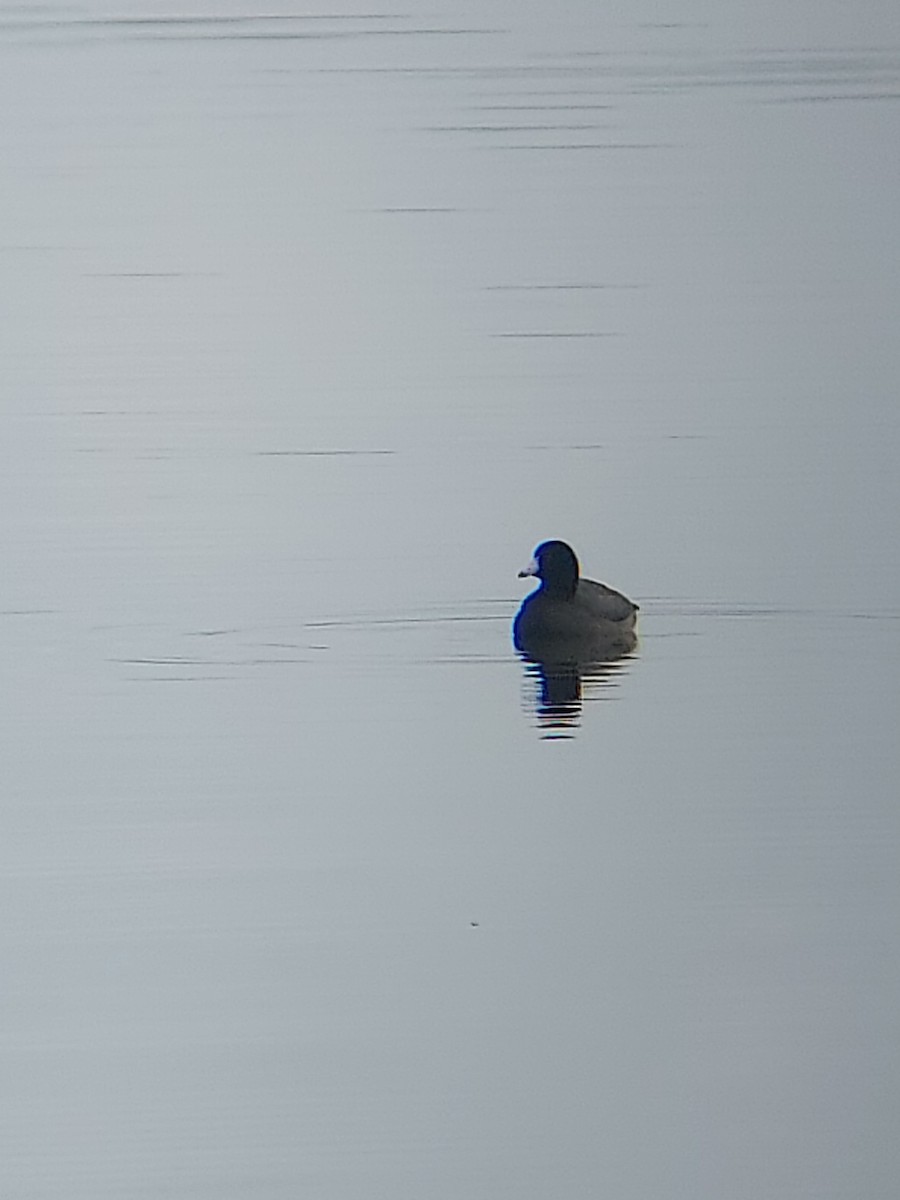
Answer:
[{"left": 518, "top": 558, "right": 539, "bottom": 579}]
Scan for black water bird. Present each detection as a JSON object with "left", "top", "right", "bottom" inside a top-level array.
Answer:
[{"left": 513, "top": 539, "right": 638, "bottom": 661}]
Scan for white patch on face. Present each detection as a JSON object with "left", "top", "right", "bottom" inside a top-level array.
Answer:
[{"left": 519, "top": 557, "right": 539, "bottom": 578}]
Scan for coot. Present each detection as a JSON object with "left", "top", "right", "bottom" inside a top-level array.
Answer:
[{"left": 513, "top": 540, "right": 638, "bottom": 660}]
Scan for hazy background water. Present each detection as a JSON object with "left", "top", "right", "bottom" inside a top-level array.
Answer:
[{"left": 2, "top": 2, "right": 899, "bottom": 1197}]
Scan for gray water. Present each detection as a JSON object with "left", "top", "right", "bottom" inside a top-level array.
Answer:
[{"left": 2, "top": 3, "right": 900, "bottom": 1197}]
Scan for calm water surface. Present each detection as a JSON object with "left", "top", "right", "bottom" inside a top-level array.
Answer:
[{"left": 2, "top": 2, "right": 899, "bottom": 1197}]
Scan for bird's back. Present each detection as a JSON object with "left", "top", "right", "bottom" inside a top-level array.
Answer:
[{"left": 575, "top": 578, "right": 638, "bottom": 625}]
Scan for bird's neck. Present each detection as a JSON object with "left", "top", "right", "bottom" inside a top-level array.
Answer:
[{"left": 542, "top": 576, "right": 578, "bottom": 600}]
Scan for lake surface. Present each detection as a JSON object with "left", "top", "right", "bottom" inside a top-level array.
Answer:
[{"left": 2, "top": 2, "right": 899, "bottom": 1197}]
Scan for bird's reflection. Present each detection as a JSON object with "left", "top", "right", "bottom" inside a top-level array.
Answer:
[{"left": 519, "top": 646, "right": 636, "bottom": 736}]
